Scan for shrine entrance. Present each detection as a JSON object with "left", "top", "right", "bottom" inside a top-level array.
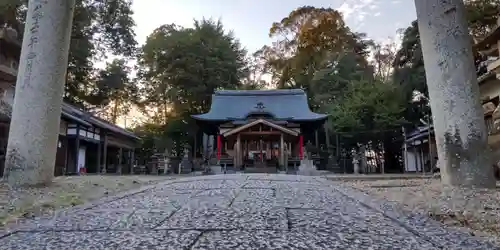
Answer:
[
  {"left": 192, "top": 89, "right": 328, "bottom": 174},
  {"left": 220, "top": 119, "right": 302, "bottom": 172}
]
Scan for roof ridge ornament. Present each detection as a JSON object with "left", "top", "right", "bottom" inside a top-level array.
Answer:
[{"left": 255, "top": 101, "right": 265, "bottom": 111}]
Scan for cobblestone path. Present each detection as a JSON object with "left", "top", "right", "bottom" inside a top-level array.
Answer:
[{"left": 0, "top": 174, "right": 495, "bottom": 249}]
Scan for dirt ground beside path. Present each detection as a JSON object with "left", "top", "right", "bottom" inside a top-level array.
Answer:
[
  {"left": 0, "top": 175, "right": 181, "bottom": 228},
  {"left": 339, "top": 178, "right": 500, "bottom": 245}
]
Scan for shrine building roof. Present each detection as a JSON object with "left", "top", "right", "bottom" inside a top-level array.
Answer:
[{"left": 192, "top": 89, "right": 328, "bottom": 123}]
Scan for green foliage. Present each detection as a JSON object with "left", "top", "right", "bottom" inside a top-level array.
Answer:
[
  {"left": 311, "top": 52, "right": 374, "bottom": 109},
  {"left": 136, "top": 18, "right": 247, "bottom": 155},
  {"left": 316, "top": 65, "right": 406, "bottom": 133},
  {"left": 465, "top": 0, "right": 500, "bottom": 41},
  {"left": 89, "top": 59, "right": 137, "bottom": 123},
  {"left": 138, "top": 19, "right": 248, "bottom": 122},
  {"left": 0, "top": 0, "right": 137, "bottom": 106},
  {"left": 257, "top": 6, "right": 408, "bottom": 149},
  {"left": 0, "top": 2, "right": 494, "bottom": 160},
  {"left": 393, "top": 2, "right": 499, "bottom": 124},
  {"left": 133, "top": 123, "right": 168, "bottom": 163},
  {"left": 255, "top": 6, "right": 372, "bottom": 93}
]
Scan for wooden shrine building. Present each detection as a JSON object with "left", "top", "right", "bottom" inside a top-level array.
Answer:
[{"left": 192, "top": 89, "right": 328, "bottom": 172}]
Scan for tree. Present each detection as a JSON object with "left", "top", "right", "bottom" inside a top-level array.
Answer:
[
  {"left": 311, "top": 51, "right": 407, "bottom": 173},
  {"left": 371, "top": 41, "right": 397, "bottom": 83},
  {"left": 255, "top": 6, "right": 408, "bottom": 173},
  {"left": 415, "top": 0, "right": 495, "bottom": 188},
  {"left": 313, "top": 51, "right": 406, "bottom": 138},
  {"left": 393, "top": 0, "right": 500, "bottom": 124},
  {"left": 91, "top": 59, "right": 136, "bottom": 123},
  {"left": 465, "top": 0, "right": 500, "bottom": 42},
  {"left": 311, "top": 52, "right": 374, "bottom": 110},
  {"left": 254, "top": 6, "right": 372, "bottom": 95},
  {"left": 329, "top": 80, "right": 406, "bottom": 132},
  {"left": 137, "top": 19, "right": 248, "bottom": 122},
  {"left": 392, "top": 21, "right": 430, "bottom": 125},
  {"left": 239, "top": 78, "right": 267, "bottom": 90},
  {"left": 133, "top": 122, "right": 172, "bottom": 163},
  {"left": 0, "top": 0, "right": 137, "bottom": 106}
]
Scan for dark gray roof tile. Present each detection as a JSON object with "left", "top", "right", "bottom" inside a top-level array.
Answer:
[
  {"left": 62, "top": 103, "right": 138, "bottom": 140},
  {"left": 192, "top": 89, "right": 327, "bottom": 122}
]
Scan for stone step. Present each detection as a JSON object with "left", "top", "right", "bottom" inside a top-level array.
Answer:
[{"left": 244, "top": 167, "right": 278, "bottom": 174}]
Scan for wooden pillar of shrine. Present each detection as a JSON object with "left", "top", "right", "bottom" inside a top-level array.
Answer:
[
  {"left": 280, "top": 132, "right": 284, "bottom": 167},
  {"left": 236, "top": 133, "right": 241, "bottom": 167}
]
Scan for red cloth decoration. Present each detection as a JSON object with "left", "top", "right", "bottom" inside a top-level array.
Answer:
[
  {"left": 299, "top": 135, "right": 304, "bottom": 159},
  {"left": 217, "top": 135, "right": 221, "bottom": 160}
]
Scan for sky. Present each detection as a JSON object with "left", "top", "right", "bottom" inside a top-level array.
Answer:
[
  {"left": 122, "top": 0, "right": 418, "bottom": 127},
  {"left": 132, "top": 0, "right": 417, "bottom": 53}
]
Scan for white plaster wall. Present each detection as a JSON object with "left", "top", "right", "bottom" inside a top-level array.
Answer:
[{"left": 404, "top": 151, "right": 420, "bottom": 172}]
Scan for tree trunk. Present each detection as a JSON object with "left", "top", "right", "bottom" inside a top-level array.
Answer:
[
  {"left": 4, "top": 0, "right": 76, "bottom": 186},
  {"left": 415, "top": 0, "right": 495, "bottom": 188},
  {"left": 111, "top": 100, "right": 119, "bottom": 124}
]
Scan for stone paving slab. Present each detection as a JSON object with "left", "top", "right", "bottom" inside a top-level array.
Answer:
[
  {"left": 0, "top": 174, "right": 497, "bottom": 249},
  {"left": 92, "top": 194, "right": 185, "bottom": 209},
  {"left": 2, "top": 230, "right": 202, "bottom": 250},
  {"left": 159, "top": 206, "right": 287, "bottom": 230},
  {"left": 288, "top": 208, "right": 436, "bottom": 248},
  {"left": 191, "top": 230, "right": 437, "bottom": 250}
]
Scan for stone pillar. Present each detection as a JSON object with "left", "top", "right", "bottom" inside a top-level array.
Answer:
[
  {"left": 360, "top": 145, "right": 367, "bottom": 173},
  {"left": 352, "top": 153, "right": 360, "bottom": 174},
  {"left": 3, "top": 0, "right": 76, "bottom": 186},
  {"left": 415, "top": 0, "right": 495, "bottom": 187}
]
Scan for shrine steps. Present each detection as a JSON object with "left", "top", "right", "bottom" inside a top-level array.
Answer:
[{"left": 244, "top": 167, "right": 279, "bottom": 173}]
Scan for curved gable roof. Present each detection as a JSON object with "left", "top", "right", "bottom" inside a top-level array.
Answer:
[{"left": 192, "top": 89, "right": 327, "bottom": 122}]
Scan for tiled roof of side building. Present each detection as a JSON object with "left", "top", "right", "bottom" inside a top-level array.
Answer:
[
  {"left": 192, "top": 89, "right": 328, "bottom": 122},
  {"left": 474, "top": 25, "right": 500, "bottom": 52},
  {"left": 61, "top": 103, "right": 139, "bottom": 140}
]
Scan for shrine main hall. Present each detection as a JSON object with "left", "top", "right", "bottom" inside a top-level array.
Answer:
[{"left": 192, "top": 89, "right": 327, "bottom": 172}]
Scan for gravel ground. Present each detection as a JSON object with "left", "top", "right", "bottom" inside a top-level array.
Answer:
[
  {"left": 0, "top": 175, "right": 180, "bottom": 228},
  {"left": 0, "top": 174, "right": 495, "bottom": 249},
  {"left": 339, "top": 178, "right": 500, "bottom": 245}
]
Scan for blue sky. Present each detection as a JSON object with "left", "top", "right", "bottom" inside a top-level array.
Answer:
[{"left": 132, "top": 0, "right": 417, "bottom": 53}]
